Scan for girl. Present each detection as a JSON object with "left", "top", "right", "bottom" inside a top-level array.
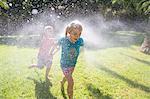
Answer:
[
  {"left": 58, "top": 21, "right": 84, "bottom": 99},
  {"left": 29, "top": 25, "right": 59, "bottom": 80}
]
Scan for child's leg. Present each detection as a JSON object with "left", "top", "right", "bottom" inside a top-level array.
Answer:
[
  {"left": 29, "top": 58, "right": 43, "bottom": 69},
  {"left": 45, "top": 66, "right": 51, "bottom": 80},
  {"left": 28, "top": 64, "right": 38, "bottom": 69},
  {"left": 66, "top": 74, "right": 74, "bottom": 99},
  {"left": 62, "top": 67, "right": 74, "bottom": 99},
  {"left": 45, "top": 60, "right": 52, "bottom": 80}
]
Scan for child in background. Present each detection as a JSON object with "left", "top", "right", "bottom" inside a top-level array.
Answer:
[
  {"left": 29, "top": 25, "right": 59, "bottom": 80},
  {"left": 58, "top": 21, "right": 84, "bottom": 99}
]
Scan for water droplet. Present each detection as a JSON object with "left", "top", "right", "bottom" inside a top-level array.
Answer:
[
  {"left": 27, "top": 20, "right": 30, "bottom": 23},
  {"left": 51, "top": 7, "right": 55, "bottom": 11},
  {"left": 32, "top": 9, "right": 38, "bottom": 15},
  {"left": 23, "top": 7, "right": 25, "bottom": 9},
  {"left": 9, "top": 3, "right": 12, "bottom": 6},
  {"left": 59, "top": 13, "right": 62, "bottom": 15},
  {"left": 57, "top": 16, "right": 60, "bottom": 19},
  {"left": 50, "top": 14, "right": 53, "bottom": 17}
]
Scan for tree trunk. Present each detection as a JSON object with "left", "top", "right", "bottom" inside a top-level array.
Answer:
[
  {"left": 140, "top": 18, "right": 150, "bottom": 54},
  {"left": 140, "top": 35, "right": 150, "bottom": 54}
]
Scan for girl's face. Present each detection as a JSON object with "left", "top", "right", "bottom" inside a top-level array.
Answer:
[
  {"left": 69, "top": 28, "right": 81, "bottom": 42},
  {"left": 45, "top": 28, "right": 53, "bottom": 34},
  {"left": 44, "top": 28, "right": 54, "bottom": 37}
]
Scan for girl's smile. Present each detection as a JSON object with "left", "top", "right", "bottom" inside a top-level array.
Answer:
[{"left": 69, "top": 29, "right": 81, "bottom": 43}]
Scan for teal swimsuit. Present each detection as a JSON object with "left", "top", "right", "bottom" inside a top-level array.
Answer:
[{"left": 58, "top": 37, "right": 84, "bottom": 68}]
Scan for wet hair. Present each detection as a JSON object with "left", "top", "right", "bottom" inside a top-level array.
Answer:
[
  {"left": 44, "top": 25, "right": 53, "bottom": 31},
  {"left": 41, "top": 25, "right": 54, "bottom": 38},
  {"left": 65, "top": 21, "right": 83, "bottom": 37}
]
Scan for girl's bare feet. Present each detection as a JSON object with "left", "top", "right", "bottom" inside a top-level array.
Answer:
[
  {"left": 46, "top": 76, "right": 52, "bottom": 80},
  {"left": 28, "top": 64, "right": 38, "bottom": 69},
  {"left": 28, "top": 65, "right": 34, "bottom": 69}
]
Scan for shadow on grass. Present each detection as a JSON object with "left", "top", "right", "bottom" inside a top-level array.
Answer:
[
  {"left": 121, "top": 53, "right": 150, "bottom": 66},
  {"left": 87, "top": 83, "right": 112, "bottom": 99},
  {"left": 94, "top": 62, "right": 150, "bottom": 93},
  {"left": 27, "top": 77, "right": 57, "bottom": 99}
]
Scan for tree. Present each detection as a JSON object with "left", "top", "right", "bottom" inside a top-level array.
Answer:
[
  {"left": 112, "top": 0, "right": 150, "bottom": 54},
  {"left": 137, "top": 0, "right": 150, "bottom": 54},
  {"left": 0, "top": 0, "right": 9, "bottom": 10},
  {"left": 0, "top": 0, "right": 9, "bottom": 35}
]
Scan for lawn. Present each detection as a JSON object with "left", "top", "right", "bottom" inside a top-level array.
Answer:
[{"left": 0, "top": 32, "right": 150, "bottom": 99}]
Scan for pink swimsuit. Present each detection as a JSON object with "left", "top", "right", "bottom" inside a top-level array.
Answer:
[
  {"left": 37, "top": 36, "right": 57, "bottom": 68},
  {"left": 38, "top": 37, "right": 56, "bottom": 58}
]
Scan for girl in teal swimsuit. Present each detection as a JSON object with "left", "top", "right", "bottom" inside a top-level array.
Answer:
[{"left": 58, "top": 21, "right": 84, "bottom": 99}]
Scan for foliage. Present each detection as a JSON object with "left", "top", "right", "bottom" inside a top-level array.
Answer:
[
  {"left": 0, "top": 0, "right": 149, "bottom": 20},
  {"left": 0, "top": 0, "right": 9, "bottom": 9},
  {"left": 111, "top": 0, "right": 150, "bottom": 17},
  {"left": 137, "top": 0, "right": 150, "bottom": 16}
]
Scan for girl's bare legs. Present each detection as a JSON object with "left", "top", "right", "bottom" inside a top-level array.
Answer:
[
  {"left": 61, "top": 67, "right": 74, "bottom": 99},
  {"left": 45, "top": 65, "right": 52, "bottom": 80},
  {"left": 66, "top": 74, "right": 74, "bottom": 99}
]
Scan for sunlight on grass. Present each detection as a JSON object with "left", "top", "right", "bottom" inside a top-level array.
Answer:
[{"left": 0, "top": 45, "right": 150, "bottom": 99}]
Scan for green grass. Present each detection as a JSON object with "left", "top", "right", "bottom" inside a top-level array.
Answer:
[{"left": 0, "top": 44, "right": 150, "bottom": 99}]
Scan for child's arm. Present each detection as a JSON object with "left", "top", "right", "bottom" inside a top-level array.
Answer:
[
  {"left": 49, "top": 39, "right": 60, "bottom": 56},
  {"left": 51, "top": 37, "right": 62, "bottom": 55},
  {"left": 52, "top": 44, "right": 60, "bottom": 55}
]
